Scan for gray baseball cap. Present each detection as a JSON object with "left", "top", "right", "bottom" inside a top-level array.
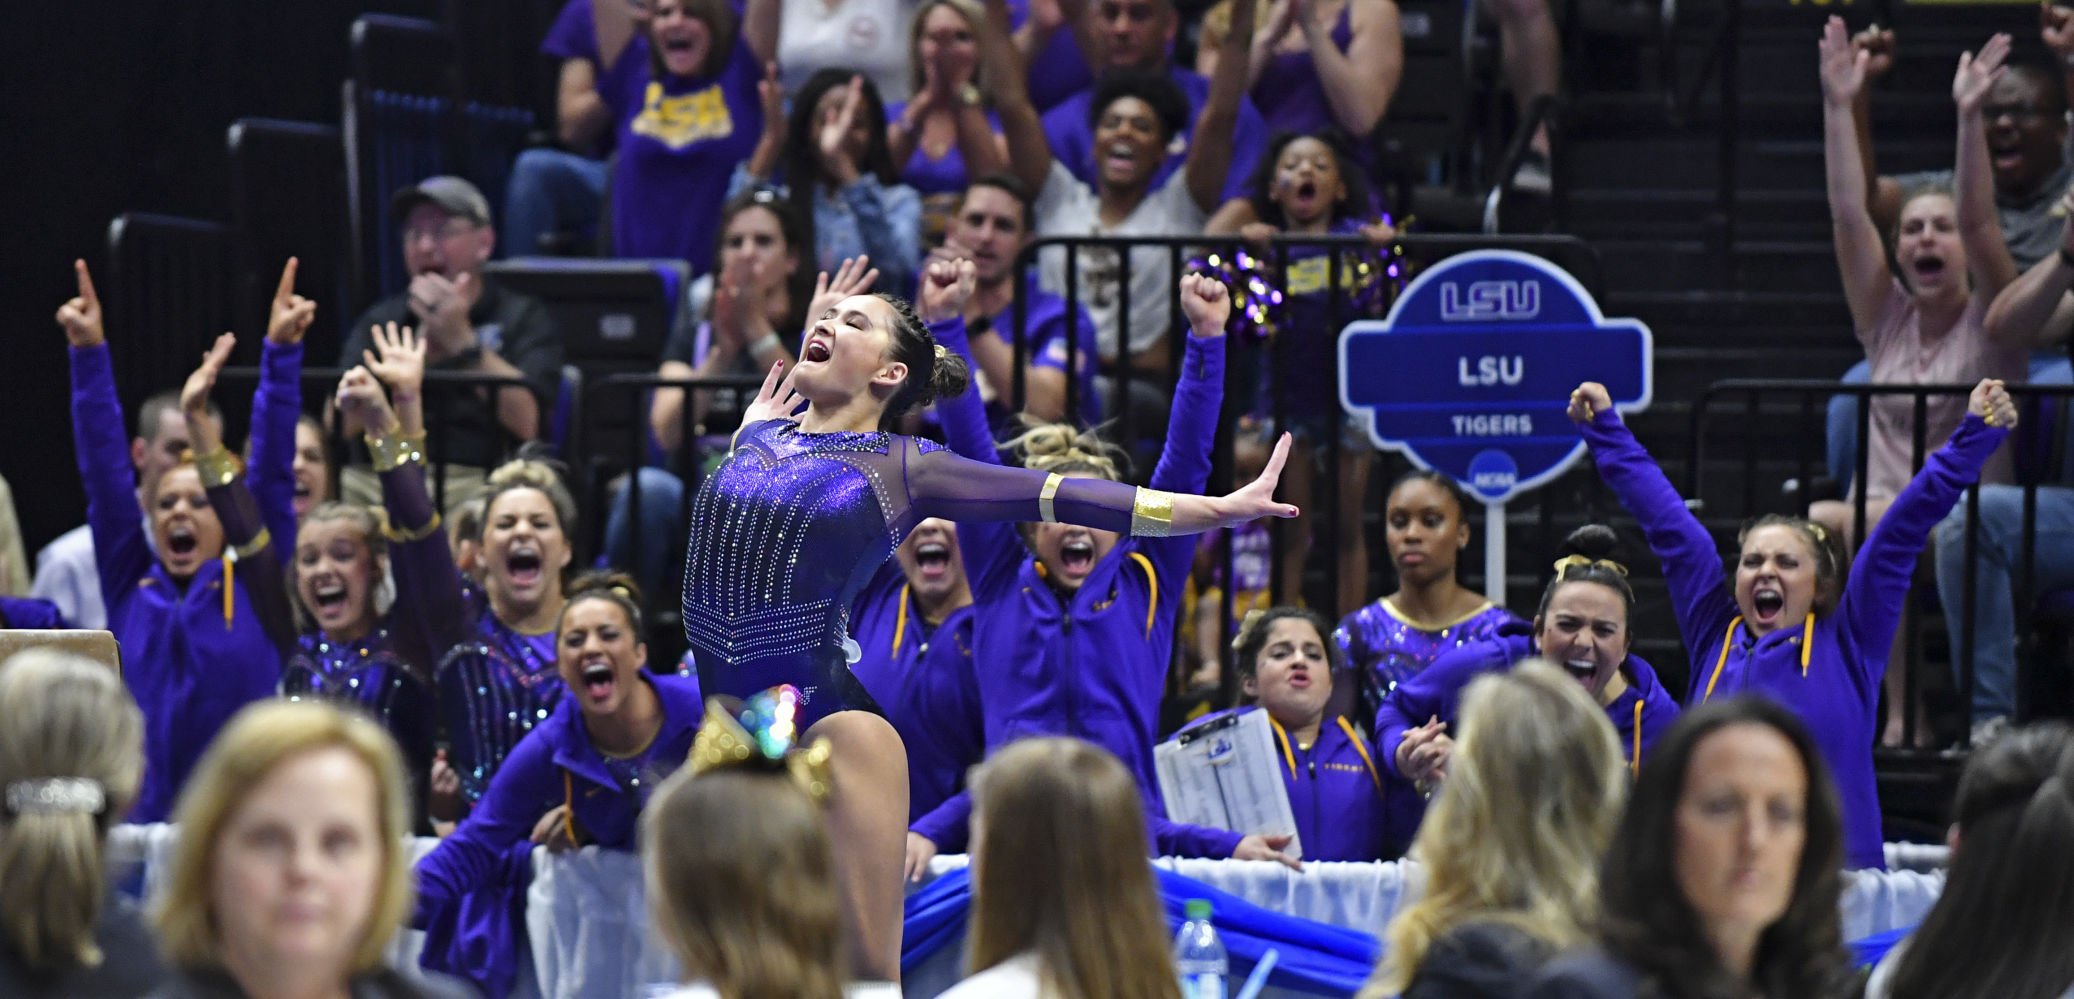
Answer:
[{"left": 390, "top": 175, "right": 492, "bottom": 227}]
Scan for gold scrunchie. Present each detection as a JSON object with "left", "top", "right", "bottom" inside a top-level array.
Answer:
[
  {"left": 689, "top": 686, "right": 834, "bottom": 802},
  {"left": 933, "top": 343, "right": 949, "bottom": 363},
  {"left": 365, "top": 430, "right": 428, "bottom": 472},
  {"left": 1551, "top": 554, "right": 1627, "bottom": 578}
]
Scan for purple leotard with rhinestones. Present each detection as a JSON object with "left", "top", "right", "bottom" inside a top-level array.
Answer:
[
  {"left": 1335, "top": 598, "right": 1523, "bottom": 709},
  {"left": 682, "top": 418, "right": 1143, "bottom": 727}
]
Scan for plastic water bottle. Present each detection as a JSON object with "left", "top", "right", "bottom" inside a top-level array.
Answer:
[{"left": 1174, "top": 898, "right": 1228, "bottom": 999}]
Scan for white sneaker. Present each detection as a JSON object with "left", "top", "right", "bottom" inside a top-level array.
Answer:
[
  {"left": 1970, "top": 715, "right": 2012, "bottom": 749},
  {"left": 1512, "top": 151, "right": 1552, "bottom": 194}
]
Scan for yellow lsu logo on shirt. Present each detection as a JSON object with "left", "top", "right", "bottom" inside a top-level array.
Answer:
[
  {"left": 1284, "top": 255, "right": 1335, "bottom": 296},
  {"left": 632, "top": 81, "right": 735, "bottom": 150}
]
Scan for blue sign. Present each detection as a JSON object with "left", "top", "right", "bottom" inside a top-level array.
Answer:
[{"left": 1338, "top": 250, "right": 1651, "bottom": 504}]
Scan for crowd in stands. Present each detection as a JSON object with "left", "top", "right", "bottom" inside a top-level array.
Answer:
[{"left": 5, "top": 2, "right": 2074, "bottom": 997}]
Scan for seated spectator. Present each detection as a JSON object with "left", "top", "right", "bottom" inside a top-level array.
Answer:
[
  {"left": 152, "top": 700, "right": 472, "bottom": 999},
  {"left": 1527, "top": 698, "right": 1853, "bottom": 999},
  {"left": 1196, "top": 0, "right": 1400, "bottom": 155},
  {"left": 931, "top": 173, "right": 1099, "bottom": 425},
  {"left": 1379, "top": 526, "right": 1678, "bottom": 854},
  {"left": 1865, "top": 722, "right": 2074, "bottom": 998},
  {"left": 734, "top": 67, "right": 924, "bottom": 293},
  {"left": 992, "top": 0, "right": 1255, "bottom": 418},
  {"left": 641, "top": 717, "right": 846, "bottom": 999},
  {"left": 61, "top": 268, "right": 298, "bottom": 824},
  {"left": 1826, "top": 21, "right": 2072, "bottom": 497},
  {"left": 777, "top": 0, "right": 916, "bottom": 102},
  {"left": 32, "top": 388, "right": 220, "bottom": 633},
  {"left": 339, "top": 177, "right": 564, "bottom": 519},
  {"left": 1042, "top": 0, "right": 1269, "bottom": 206},
  {"left": 938, "top": 737, "right": 1183, "bottom": 999},
  {"left": 1817, "top": 22, "right": 2029, "bottom": 746},
  {"left": 602, "top": 0, "right": 778, "bottom": 276},
  {"left": 1946, "top": 192, "right": 2074, "bottom": 746},
  {"left": 501, "top": 0, "right": 650, "bottom": 258},
  {"left": 413, "top": 574, "right": 702, "bottom": 997},
  {"left": 1174, "top": 606, "right": 1390, "bottom": 861},
  {"left": 0, "top": 648, "right": 163, "bottom": 997},
  {"left": 887, "top": 0, "right": 1010, "bottom": 238},
  {"left": 1360, "top": 661, "right": 1627, "bottom": 998},
  {"left": 1336, "top": 471, "right": 1521, "bottom": 720}
]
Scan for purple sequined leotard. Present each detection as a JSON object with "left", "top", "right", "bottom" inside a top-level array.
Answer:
[{"left": 682, "top": 418, "right": 1144, "bottom": 727}]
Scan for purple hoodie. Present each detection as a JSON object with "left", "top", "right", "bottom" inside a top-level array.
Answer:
[{"left": 1581, "top": 408, "right": 2008, "bottom": 869}]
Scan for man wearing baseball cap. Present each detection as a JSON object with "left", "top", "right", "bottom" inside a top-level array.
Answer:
[{"left": 338, "top": 175, "right": 564, "bottom": 514}]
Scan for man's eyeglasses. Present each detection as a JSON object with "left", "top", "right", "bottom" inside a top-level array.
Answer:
[{"left": 402, "top": 220, "right": 479, "bottom": 244}]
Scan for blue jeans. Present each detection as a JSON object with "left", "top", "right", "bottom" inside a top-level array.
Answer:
[
  {"left": 502, "top": 148, "right": 608, "bottom": 258},
  {"left": 605, "top": 467, "right": 688, "bottom": 600},
  {"left": 1935, "top": 485, "right": 2074, "bottom": 722},
  {"left": 1825, "top": 360, "right": 1872, "bottom": 493}
]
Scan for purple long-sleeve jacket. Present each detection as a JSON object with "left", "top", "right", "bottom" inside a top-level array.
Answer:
[
  {"left": 850, "top": 556, "right": 985, "bottom": 847},
  {"left": 1173, "top": 706, "right": 1392, "bottom": 862},
  {"left": 1582, "top": 408, "right": 2008, "bottom": 869},
  {"left": 0, "top": 597, "right": 67, "bottom": 629},
  {"left": 245, "top": 339, "right": 303, "bottom": 570},
  {"left": 1376, "top": 626, "right": 1679, "bottom": 848},
  {"left": 412, "top": 669, "right": 702, "bottom": 996},
  {"left": 72, "top": 341, "right": 296, "bottom": 823},
  {"left": 939, "top": 322, "right": 1245, "bottom": 859}
]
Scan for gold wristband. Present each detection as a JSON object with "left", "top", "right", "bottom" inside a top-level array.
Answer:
[
  {"left": 1037, "top": 473, "right": 1064, "bottom": 523},
  {"left": 232, "top": 528, "right": 272, "bottom": 561},
  {"left": 365, "top": 431, "right": 428, "bottom": 472},
  {"left": 190, "top": 446, "right": 242, "bottom": 488},
  {"left": 1130, "top": 488, "right": 1177, "bottom": 537},
  {"left": 383, "top": 510, "right": 443, "bottom": 544}
]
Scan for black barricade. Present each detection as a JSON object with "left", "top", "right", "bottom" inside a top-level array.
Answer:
[{"left": 1688, "top": 379, "right": 2074, "bottom": 750}]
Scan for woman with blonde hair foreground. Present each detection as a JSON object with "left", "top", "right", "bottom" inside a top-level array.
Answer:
[
  {"left": 643, "top": 687, "right": 848, "bottom": 999},
  {"left": 151, "top": 700, "right": 470, "bottom": 998},
  {"left": 1363, "top": 660, "right": 1628, "bottom": 998},
  {"left": 940, "top": 737, "right": 1180, "bottom": 999},
  {"left": 0, "top": 647, "right": 162, "bottom": 996}
]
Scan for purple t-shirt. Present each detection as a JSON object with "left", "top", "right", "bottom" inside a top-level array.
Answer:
[
  {"left": 1006, "top": 0, "right": 1091, "bottom": 111},
  {"left": 543, "top": 0, "right": 652, "bottom": 120},
  {"left": 885, "top": 102, "right": 1004, "bottom": 195},
  {"left": 606, "top": 39, "right": 763, "bottom": 275},
  {"left": 983, "top": 275, "right": 1101, "bottom": 424},
  {"left": 1040, "top": 65, "right": 1267, "bottom": 205}
]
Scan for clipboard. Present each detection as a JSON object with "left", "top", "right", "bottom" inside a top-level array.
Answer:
[{"left": 1155, "top": 710, "right": 1303, "bottom": 861}]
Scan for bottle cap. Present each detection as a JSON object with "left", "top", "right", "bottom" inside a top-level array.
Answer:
[{"left": 1185, "top": 898, "right": 1212, "bottom": 921}]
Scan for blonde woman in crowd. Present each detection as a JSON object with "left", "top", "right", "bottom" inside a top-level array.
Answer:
[
  {"left": 150, "top": 700, "right": 470, "bottom": 999},
  {"left": 1363, "top": 661, "right": 1628, "bottom": 998},
  {"left": 0, "top": 648, "right": 162, "bottom": 997}
]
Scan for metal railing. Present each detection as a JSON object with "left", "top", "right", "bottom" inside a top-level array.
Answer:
[{"left": 1688, "top": 379, "right": 2073, "bottom": 750}]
